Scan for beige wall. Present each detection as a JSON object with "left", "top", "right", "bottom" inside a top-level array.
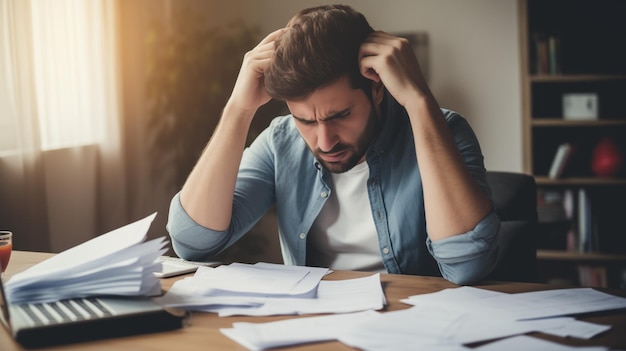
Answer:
[{"left": 182, "top": 0, "right": 523, "bottom": 172}]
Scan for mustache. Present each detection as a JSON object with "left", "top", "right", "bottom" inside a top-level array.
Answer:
[{"left": 316, "top": 144, "right": 348, "bottom": 155}]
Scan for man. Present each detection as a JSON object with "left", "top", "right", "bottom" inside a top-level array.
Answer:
[{"left": 167, "top": 5, "right": 499, "bottom": 285}]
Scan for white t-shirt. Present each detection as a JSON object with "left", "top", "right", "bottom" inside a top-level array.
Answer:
[{"left": 307, "top": 161, "right": 385, "bottom": 272}]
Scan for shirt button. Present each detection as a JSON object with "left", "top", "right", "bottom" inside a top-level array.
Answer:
[
  {"left": 299, "top": 233, "right": 306, "bottom": 239},
  {"left": 320, "top": 191, "right": 328, "bottom": 198},
  {"left": 383, "top": 247, "right": 390, "bottom": 255}
]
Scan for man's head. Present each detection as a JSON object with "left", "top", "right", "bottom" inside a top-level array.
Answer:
[
  {"left": 265, "top": 5, "right": 383, "bottom": 173},
  {"left": 264, "top": 4, "right": 374, "bottom": 101}
]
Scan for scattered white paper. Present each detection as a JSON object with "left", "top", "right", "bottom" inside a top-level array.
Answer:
[
  {"left": 379, "top": 286, "right": 619, "bottom": 346},
  {"left": 215, "top": 273, "right": 385, "bottom": 316},
  {"left": 155, "top": 265, "right": 384, "bottom": 318},
  {"left": 221, "top": 310, "right": 380, "bottom": 351},
  {"left": 153, "top": 275, "right": 268, "bottom": 308},
  {"left": 189, "top": 263, "right": 328, "bottom": 296},
  {"left": 500, "top": 288, "right": 626, "bottom": 320},
  {"left": 542, "top": 319, "right": 611, "bottom": 339},
  {"left": 153, "top": 263, "right": 329, "bottom": 310},
  {"left": 401, "top": 285, "right": 505, "bottom": 305},
  {"left": 474, "top": 335, "right": 608, "bottom": 351},
  {"left": 338, "top": 301, "right": 470, "bottom": 350},
  {"left": 223, "top": 300, "right": 615, "bottom": 351},
  {"left": 403, "top": 286, "right": 626, "bottom": 321},
  {"left": 451, "top": 315, "right": 609, "bottom": 344},
  {"left": 5, "top": 213, "right": 166, "bottom": 303}
]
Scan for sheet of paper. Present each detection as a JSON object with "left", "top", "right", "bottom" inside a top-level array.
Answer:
[
  {"left": 403, "top": 286, "right": 626, "bottom": 321},
  {"left": 214, "top": 273, "right": 384, "bottom": 316},
  {"left": 187, "top": 263, "right": 328, "bottom": 296},
  {"left": 499, "top": 288, "right": 626, "bottom": 320},
  {"left": 474, "top": 335, "right": 608, "bottom": 351},
  {"left": 402, "top": 286, "right": 505, "bottom": 305},
  {"left": 153, "top": 276, "right": 267, "bottom": 308},
  {"left": 542, "top": 319, "right": 611, "bottom": 339},
  {"left": 155, "top": 256, "right": 220, "bottom": 278},
  {"left": 153, "top": 264, "right": 325, "bottom": 310},
  {"left": 451, "top": 315, "right": 609, "bottom": 344},
  {"left": 341, "top": 333, "right": 468, "bottom": 351},
  {"left": 240, "top": 262, "right": 330, "bottom": 295},
  {"left": 338, "top": 304, "right": 470, "bottom": 351},
  {"left": 221, "top": 310, "right": 380, "bottom": 351}
]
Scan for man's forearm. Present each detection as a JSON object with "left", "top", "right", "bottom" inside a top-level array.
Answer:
[
  {"left": 179, "top": 102, "right": 256, "bottom": 231},
  {"left": 406, "top": 96, "right": 492, "bottom": 241}
]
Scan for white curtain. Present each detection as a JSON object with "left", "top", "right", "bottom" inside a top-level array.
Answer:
[{"left": 0, "top": 0, "right": 129, "bottom": 252}]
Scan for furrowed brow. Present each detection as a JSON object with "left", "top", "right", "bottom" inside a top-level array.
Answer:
[
  {"left": 292, "top": 108, "right": 351, "bottom": 124},
  {"left": 319, "top": 108, "right": 351, "bottom": 122}
]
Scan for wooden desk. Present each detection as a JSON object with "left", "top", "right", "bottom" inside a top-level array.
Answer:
[{"left": 2, "top": 251, "right": 625, "bottom": 350}]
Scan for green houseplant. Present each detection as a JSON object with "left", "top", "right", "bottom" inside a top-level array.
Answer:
[{"left": 145, "top": 9, "right": 285, "bottom": 190}]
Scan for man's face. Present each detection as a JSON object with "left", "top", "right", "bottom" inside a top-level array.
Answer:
[{"left": 287, "top": 76, "right": 382, "bottom": 173}]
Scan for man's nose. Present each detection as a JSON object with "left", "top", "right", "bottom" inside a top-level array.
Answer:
[{"left": 317, "top": 122, "right": 338, "bottom": 152}]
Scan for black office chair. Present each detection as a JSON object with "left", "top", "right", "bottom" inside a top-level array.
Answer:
[{"left": 485, "top": 171, "right": 538, "bottom": 283}]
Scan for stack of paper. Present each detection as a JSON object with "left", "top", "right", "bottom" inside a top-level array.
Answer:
[
  {"left": 154, "top": 263, "right": 385, "bottom": 317},
  {"left": 5, "top": 213, "right": 167, "bottom": 304}
]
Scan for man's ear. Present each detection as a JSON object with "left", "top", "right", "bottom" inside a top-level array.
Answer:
[{"left": 371, "top": 80, "right": 384, "bottom": 105}]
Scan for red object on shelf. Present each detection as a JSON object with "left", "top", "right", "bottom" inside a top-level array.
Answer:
[{"left": 591, "top": 137, "right": 624, "bottom": 177}]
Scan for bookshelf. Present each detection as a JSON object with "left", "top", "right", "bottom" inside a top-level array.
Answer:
[{"left": 519, "top": 0, "right": 626, "bottom": 288}]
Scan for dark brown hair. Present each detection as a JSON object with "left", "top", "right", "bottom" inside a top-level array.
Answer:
[{"left": 264, "top": 4, "right": 374, "bottom": 101}]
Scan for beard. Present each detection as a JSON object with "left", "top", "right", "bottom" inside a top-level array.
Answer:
[{"left": 314, "top": 103, "right": 380, "bottom": 173}]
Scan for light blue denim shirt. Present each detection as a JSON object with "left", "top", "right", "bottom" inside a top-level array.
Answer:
[{"left": 167, "top": 93, "right": 500, "bottom": 285}]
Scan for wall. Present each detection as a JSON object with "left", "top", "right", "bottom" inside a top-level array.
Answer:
[
  {"left": 118, "top": 0, "right": 177, "bottom": 246},
  {"left": 43, "top": 146, "right": 97, "bottom": 252},
  {"left": 176, "top": 0, "right": 523, "bottom": 172}
]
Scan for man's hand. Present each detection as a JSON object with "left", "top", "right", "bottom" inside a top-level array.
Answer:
[
  {"left": 361, "top": 31, "right": 492, "bottom": 242},
  {"left": 359, "top": 31, "right": 431, "bottom": 108},
  {"left": 228, "top": 28, "right": 284, "bottom": 115}
]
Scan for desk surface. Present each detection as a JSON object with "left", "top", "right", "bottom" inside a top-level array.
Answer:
[{"left": 2, "top": 251, "right": 625, "bottom": 350}]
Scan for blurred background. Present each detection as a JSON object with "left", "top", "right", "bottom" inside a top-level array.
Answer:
[{"left": 0, "top": 0, "right": 520, "bottom": 263}]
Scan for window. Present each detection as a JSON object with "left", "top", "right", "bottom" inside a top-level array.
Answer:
[{"left": 0, "top": 0, "right": 115, "bottom": 153}]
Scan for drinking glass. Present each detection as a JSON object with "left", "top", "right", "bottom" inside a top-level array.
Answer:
[{"left": 0, "top": 231, "right": 12, "bottom": 280}]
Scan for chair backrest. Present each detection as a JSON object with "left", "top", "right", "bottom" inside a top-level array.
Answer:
[{"left": 485, "top": 171, "right": 538, "bottom": 283}]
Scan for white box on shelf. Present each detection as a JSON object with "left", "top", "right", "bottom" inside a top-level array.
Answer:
[{"left": 563, "top": 93, "right": 598, "bottom": 120}]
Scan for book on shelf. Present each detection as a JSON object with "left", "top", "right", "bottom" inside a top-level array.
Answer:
[
  {"left": 563, "top": 189, "right": 577, "bottom": 252},
  {"left": 532, "top": 32, "right": 549, "bottom": 75},
  {"left": 531, "top": 32, "right": 561, "bottom": 75},
  {"left": 548, "top": 143, "right": 573, "bottom": 179},
  {"left": 548, "top": 34, "right": 561, "bottom": 75},
  {"left": 577, "top": 188, "right": 589, "bottom": 252}
]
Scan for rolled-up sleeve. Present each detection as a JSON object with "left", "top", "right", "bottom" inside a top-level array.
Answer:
[
  {"left": 166, "top": 192, "right": 231, "bottom": 261},
  {"left": 426, "top": 209, "right": 500, "bottom": 285}
]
